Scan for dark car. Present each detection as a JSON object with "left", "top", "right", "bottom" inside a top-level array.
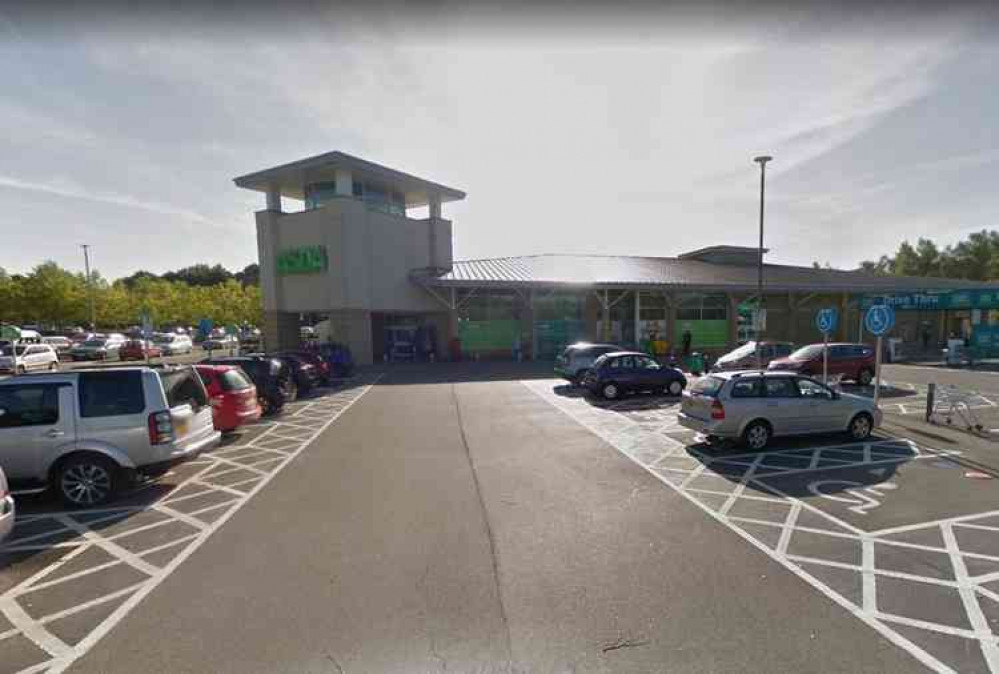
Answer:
[
  {"left": 712, "top": 340, "right": 795, "bottom": 371},
  {"left": 286, "top": 350, "right": 332, "bottom": 385},
  {"left": 554, "top": 342, "right": 624, "bottom": 384},
  {"left": 270, "top": 353, "right": 321, "bottom": 395},
  {"left": 583, "top": 351, "right": 687, "bottom": 400},
  {"left": 767, "top": 342, "right": 876, "bottom": 385},
  {"left": 201, "top": 355, "right": 297, "bottom": 415}
]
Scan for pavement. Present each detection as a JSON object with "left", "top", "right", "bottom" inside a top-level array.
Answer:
[{"left": 0, "top": 362, "right": 998, "bottom": 673}]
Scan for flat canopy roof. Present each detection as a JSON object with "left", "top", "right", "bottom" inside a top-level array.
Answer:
[{"left": 233, "top": 151, "right": 466, "bottom": 208}]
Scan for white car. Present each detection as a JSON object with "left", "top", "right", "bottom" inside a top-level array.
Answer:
[
  {"left": 0, "top": 343, "right": 59, "bottom": 374},
  {"left": 0, "top": 466, "right": 13, "bottom": 543},
  {"left": 153, "top": 333, "right": 194, "bottom": 355}
]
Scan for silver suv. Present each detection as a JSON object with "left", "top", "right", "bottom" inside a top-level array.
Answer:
[
  {"left": 0, "top": 366, "right": 220, "bottom": 506},
  {"left": 555, "top": 342, "right": 623, "bottom": 385},
  {"left": 679, "top": 370, "right": 881, "bottom": 450}
]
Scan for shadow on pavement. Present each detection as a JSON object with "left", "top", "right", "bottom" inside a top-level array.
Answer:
[{"left": 366, "top": 361, "right": 558, "bottom": 385}]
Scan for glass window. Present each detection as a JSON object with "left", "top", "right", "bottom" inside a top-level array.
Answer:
[
  {"left": 764, "top": 377, "right": 799, "bottom": 398},
  {"left": 79, "top": 372, "right": 145, "bottom": 417},
  {"left": 0, "top": 385, "right": 60, "bottom": 428},
  {"left": 774, "top": 344, "right": 794, "bottom": 357},
  {"left": 797, "top": 378, "right": 833, "bottom": 399},
  {"left": 730, "top": 378, "right": 764, "bottom": 398},
  {"left": 829, "top": 345, "right": 849, "bottom": 359},
  {"left": 790, "top": 345, "right": 824, "bottom": 360},
  {"left": 160, "top": 370, "right": 209, "bottom": 410},
  {"left": 692, "top": 376, "right": 725, "bottom": 397},
  {"left": 219, "top": 369, "right": 252, "bottom": 392},
  {"left": 607, "top": 357, "right": 624, "bottom": 369},
  {"left": 635, "top": 356, "right": 660, "bottom": 370}
]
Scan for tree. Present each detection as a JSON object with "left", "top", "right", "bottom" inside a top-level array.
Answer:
[
  {"left": 859, "top": 230, "right": 999, "bottom": 281},
  {"left": 235, "top": 263, "right": 259, "bottom": 287},
  {"left": 162, "top": 263, "right": 233, "bottom": 287}
]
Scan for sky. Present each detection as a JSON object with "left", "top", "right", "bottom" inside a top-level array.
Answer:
[{"left": 2, "top": 2, "right": 998, "bottom": 280}]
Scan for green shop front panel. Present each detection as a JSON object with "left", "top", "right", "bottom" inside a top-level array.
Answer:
[
  {"left": 674, "top": 319, "right": 728, "bottom": 348},
  {"left": 458, "top": 319, "right": 521, "bottom": 353},
  {"left": 535, "top": 319, "right": 586, "bottom": 359}
]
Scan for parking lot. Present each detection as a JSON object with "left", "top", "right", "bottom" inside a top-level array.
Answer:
[
  {"left": 0, "top": 375, "right": 380, "bottom": 674},
  {"left": 1, "top": 362, "right": 998, "bottom": 673}
]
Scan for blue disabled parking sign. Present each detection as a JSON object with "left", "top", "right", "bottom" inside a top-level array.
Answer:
[
  {"left": 865, "top": 304, "right": 895, "bottom": 337},
  {"left": 815, "top": 308, "right": 838, "bottom": 336}
]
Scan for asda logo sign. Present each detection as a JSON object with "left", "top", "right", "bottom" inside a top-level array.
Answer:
[{"left": 277, "top": 245, "right": 328, "bottom": 275}]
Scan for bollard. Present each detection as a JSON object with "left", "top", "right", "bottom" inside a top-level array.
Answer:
[{"left": 926, "top": 382, "right": 936, "bottom": 422}]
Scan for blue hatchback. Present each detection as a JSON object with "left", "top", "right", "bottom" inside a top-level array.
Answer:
[{"left": 583, "top": 351, "right": 687, "bottom": 400}]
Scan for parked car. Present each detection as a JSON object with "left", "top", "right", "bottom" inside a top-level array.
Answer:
[
  {"left": 283, "top": 350, "right": 332, "bottom": 385},
  {"left": 712, "top": 341, "right": 795, "bottom": 371},
  {"left": 42, "top": 335, "right": 74, "bottom": 355},
  {"left": 203, "top": 335, "right": 239, "bottom": 351},
  {"left": 152, "top": 332, "right": 194, "bottom": 355},
  {"left": 555, "top": 342, "right": 624, "bottom": 385},
  {"left": 0, "top": 343, "right": 59, "bottom": 374},
  {"left": 270, "top": 353, "right": 321, "bottom": 394},
  {"left": 768, "top": 342, "right": 876, "bottom": 385},
  {"left": 70, "top": 337, "right": 119, "bottom": 361},
  {"left": 194, "top": 364, "right": 262, "bottom": 433},
  {"left": 0, "top": 466, "right": 13, "bottom": 543},
  {"left": 582, "top": 351, "right": 687, "bottom": 399},
  {"left": 119, "top": 339, "right": 164, "bottom": 361},
  {"left": 0, "top": 366, "right": 220, "bottom": 506},
  {"left": 678, "top": 370, "right": 880, "bottom": 450},
  {"left": 201, "top": 355, "right": 297, "bottom": 415}
]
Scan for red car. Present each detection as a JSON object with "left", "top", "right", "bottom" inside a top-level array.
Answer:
[
  {"left": 195, "top": 364, "right": 263, "bottom": 432},
  {"left": 119, "top": 339, "right": 163, "bottom": 361},
  {"left": 767, "top": 342, "right": 876, "bottom": 385}
]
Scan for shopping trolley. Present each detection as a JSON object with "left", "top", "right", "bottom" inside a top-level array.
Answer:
[{"left": 928, "top": 384, "right": 986, "bottom": 432}]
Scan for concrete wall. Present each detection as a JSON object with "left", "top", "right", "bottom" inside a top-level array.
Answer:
[{"left": 256, "top": 197, "right": 448, "bottom": 316}]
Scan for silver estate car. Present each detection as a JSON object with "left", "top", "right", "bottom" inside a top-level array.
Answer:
[
  {"left": 678, "top": 370, "right": 881, "bottom": 450},
  {"left": 0, "top": 366, "right": 220, "bottom": 506}
]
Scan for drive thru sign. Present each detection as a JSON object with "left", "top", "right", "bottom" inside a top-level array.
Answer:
[
  {"left": 864, "top": 304, "right": 895, "bottom": 407},
  {"left": 815, "top": 308, "right": 838, "bottom": 384}
]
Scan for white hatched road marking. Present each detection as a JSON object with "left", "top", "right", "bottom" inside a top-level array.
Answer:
[
  {"left": 0, "top": 375, "right": 381, "bottom": 674},
  {"left": 525, "top": 379, "right": 998, "bottom": 674}
]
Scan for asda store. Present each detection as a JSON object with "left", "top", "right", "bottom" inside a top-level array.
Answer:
[{"left": 236, "top": 150, "right": 999, "bottom": 364}]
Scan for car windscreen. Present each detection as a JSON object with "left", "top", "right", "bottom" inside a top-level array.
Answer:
[
  {"left": 219, "top": 369, "right": 252, "bottom": 392},
  {"left": 153, "top": 335, "right": 174, "bottom": 343},
  {"left": 789, "top": 345, "right": 824, "bottom": 360},
  {"left": 691, "top": 376, "right": 725, "bottom": 397},
  {"left": 83, "top": 340, "right": 106, "bottom": 347},
  {"left": 160, "top": 369, "right": 209, "bottom": 410}
]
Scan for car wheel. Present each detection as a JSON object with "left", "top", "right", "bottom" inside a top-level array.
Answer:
[
  {"left": 857, "top": 368, "right": 874, "bottom": 386},
  {"left": 848, "top": 412, "right": 874, "bottom": 440},
  {"left": 742, "top": 420, "right": 771, "bottom": 451},
  {"left": 56, "top": 455, "right": 119, "bottom": 508},
  {"left": 667, "top": 380, "right": 684, "bottom": 396},
  {"left": 601, "top": 382, "right": 620, "bottom": 400}
]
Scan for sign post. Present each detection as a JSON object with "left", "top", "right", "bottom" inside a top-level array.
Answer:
[
  {"left": 1, "top": 325, "right": 21, "bottom": 377},
  {"left": 864, "top": 304, "right": 895, "bottom": 407},
  {"left": 140, "top": 307, "right": 153, "bottom": 366},
  {"left": 815, "top": 308, "right": 838, "bottom": 384}
]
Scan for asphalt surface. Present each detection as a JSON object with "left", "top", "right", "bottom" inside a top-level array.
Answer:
[{"left": 62, "top": 364, "right": 920, "bottom": 674}]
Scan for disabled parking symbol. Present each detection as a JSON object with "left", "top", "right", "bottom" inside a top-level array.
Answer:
[{"left": 864, "top": 304, "right": 895, "bottom": 337}]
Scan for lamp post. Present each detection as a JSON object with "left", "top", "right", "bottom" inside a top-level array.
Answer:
[
  {"left": 81, "top": 244, "right": 96, "bottom": 331},
  {"left": 753, "top": 155, "right": 772, "bottom": 370}
]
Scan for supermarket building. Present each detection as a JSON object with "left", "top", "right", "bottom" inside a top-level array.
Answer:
[{"left": 235, "top": 152, "right": 999, "bottom": 365}]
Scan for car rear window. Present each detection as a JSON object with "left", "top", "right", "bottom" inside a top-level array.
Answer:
[
  {"left": 691, "top": 376, "right": 724, "bottom": 397},
  {"left": 79, "top": 371, "right": 145, "bottom": 417},
  {"left": 219, "top": 369, "right": 252, "bottom": 392},
  {"left": 160, "top": 369, "right": 209, "bottom": 410}
]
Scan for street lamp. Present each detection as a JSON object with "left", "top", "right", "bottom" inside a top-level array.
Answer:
[
  {"left": 753, "top": 155, "right": 772, "bottom": 370},
  {"left": 81, "top": 244, "right": 96, "bottom": 331}
]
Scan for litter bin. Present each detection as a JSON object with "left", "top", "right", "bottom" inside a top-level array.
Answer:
[{"left": 685, "top": 352, "right": 706, "bottom": 376}]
